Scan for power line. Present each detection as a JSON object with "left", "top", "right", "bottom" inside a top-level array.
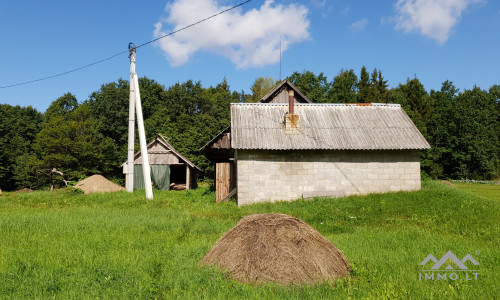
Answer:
[
  {"left": 0, "top": 0, "right": 253, "bottom": 89},
  {"left": 136, "top": 0, "right": 252, "bottom": 49}
]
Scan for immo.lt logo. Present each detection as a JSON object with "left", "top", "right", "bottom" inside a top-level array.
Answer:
[{"left": 419, "top": 251, "right": 480, "bottom": 281}]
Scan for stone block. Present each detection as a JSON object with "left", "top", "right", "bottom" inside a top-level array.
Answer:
[
  {"left": 400, "top": 174, "right": 411, "bottom": 180},
  {"left": 405, "top": 179, "right": 416, "bottom": 186},
  {"left": 394, "top": 168, "right": 405, "bottom": 174},
  {"left": 362, "top": 179, "right": 373, "bottom": 186},
  {"left": 384, "top": 168, "right": 394, "bottom": 174},
  {"left": 389, "top": 174, "right": 400, "bottom": 180}
]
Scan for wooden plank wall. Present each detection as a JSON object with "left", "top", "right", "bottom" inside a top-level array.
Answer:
[
  {"left": 216, "top": 162, "right": 235, "bottom": 202},
  {"left": 211, "top": 132, "right": 230, "bottom": 149},
  {"left": 266, "top": 87, "right": 303, "bottom": 104}
]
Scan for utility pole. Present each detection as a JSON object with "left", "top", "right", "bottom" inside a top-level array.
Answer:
[
  {"left": 127, "top": 43, "right": 153, "bottom": 199},
  {"left": 126, "top": 44, "right": 136, "bottom": 193}
]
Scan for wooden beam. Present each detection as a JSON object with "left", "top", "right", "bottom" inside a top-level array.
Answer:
[{"left": 220, "top": 188, "right": 237, "bottom": 203}]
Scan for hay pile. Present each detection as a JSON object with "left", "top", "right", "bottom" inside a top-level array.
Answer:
[
  {"left": 441, "top": 180, "right": 455, "bottom": 187},
  {"left": 201, "top": 213, "right": 350, "bottom": 285},
  {"left": 74, "top": 175, "right": 124, "bottom": 194},
  {"left": 14, "top": 188, "right": 34, "bottom": 194}
]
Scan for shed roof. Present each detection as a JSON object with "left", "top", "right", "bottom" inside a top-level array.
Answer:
[
  {"left": 230, "top": 103, "right": 430, "bottom": 150},
  {"left": 122, "top": 135, "right": 201, "bottom": 171}
]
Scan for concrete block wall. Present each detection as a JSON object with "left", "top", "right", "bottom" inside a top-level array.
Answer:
[{"left": 236, "top": 150, "right": 421, "bottom": 206}]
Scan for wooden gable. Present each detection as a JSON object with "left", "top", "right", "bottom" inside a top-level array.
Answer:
[{"left": 260, "top": 79, "right": 312, "bottom": 104}]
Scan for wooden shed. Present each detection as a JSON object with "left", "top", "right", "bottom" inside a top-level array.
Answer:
[{"left": 123, "top": 135, "right": 200, "bottom": 190}]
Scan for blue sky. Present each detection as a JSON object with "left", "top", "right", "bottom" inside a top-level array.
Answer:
[{"left": 1, "top": 0, "right": 499, "bottom": 112}]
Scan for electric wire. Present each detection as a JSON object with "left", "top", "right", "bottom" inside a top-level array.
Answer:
[{"left": 0, "top": 0, "right": 252, "bottom": 89}]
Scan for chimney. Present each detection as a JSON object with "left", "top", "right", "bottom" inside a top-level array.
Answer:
[
  {"left": 284, "top": 89, "right": 300, "bottom": 134},
  {"left": 288, "top": 90, "right": 294, "bottom": 114}
]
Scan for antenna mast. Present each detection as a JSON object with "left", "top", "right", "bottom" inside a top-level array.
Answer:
[{"left": 279, "top": 35, "right": 282, "bottom": 81}]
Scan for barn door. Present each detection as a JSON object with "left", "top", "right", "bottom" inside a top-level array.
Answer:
[
  {"left": 134, "top": 165, "right": 170, "bottom": 190},
  {"left": 216, "top": 162, "right": 235, "bottom": 202},
  {"left": 151, "top": 165, "right": 170, "bottom": 190},
  {"left": 133, "top": 164, "right": 145, "bottom": 190}
]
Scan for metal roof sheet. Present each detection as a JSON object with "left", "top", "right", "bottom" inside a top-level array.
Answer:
[{"left": 230, "top": 103, "right": 430, "bottom": 150}]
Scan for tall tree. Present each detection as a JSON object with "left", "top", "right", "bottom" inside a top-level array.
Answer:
[
  {"left": 425, "top": 81, "right": 459, "bottom": 178},
  {"left": 86, "top": 77, "right": 167, "bottom": 166},
  {"left": 45, "top": 92, "right": 78, "bottom": 119},
  {"left": 398, "top": 77, "right": 431, "bottom": 124},
  {"left": 146, "top": 79, "right": 240, "bottom": 173},
  {"left": 358, "top": 66, "right": 370, "bottom": 103},
  {"left": 329, "top": 69, "right": 358, "bottom": 103},
  {"left": 247, "top": 77, "right": 277, "bottom": 102},
  {"left": 288, "top": 71, "right": 330, "bottom": 103},
  {"left": 0, "top": 105, "right": 42, "bottom": 190},
  {"left": 34, "top": 97, "right": 116, "bottom": 182},
  {"left": 450, "top": 87, "right": 498, "bottom": 179},
  {"left": 427, "top": 83, "right": 499, "bottom": 179},
  {"left": 375, "top": 69, "right": 389, "bottom": 102}
]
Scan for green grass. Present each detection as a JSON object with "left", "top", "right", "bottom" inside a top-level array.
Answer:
[
  {"left": 0, "top": 180, "right": 499, "bottom": 299},
  {"left": 453, "top": 182, "right": 500, "bottom": 202}
]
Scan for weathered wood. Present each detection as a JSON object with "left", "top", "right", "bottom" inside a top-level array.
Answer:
[
  {"left": 216, "top": 162, "right": 235, "bottom": 202},
  {"left": 219, "top": 187, "right": 237, "bottom": 203},
  {"left": 186, "top": 165, "right": 191, "bottom": 189},
  {"left": 212, "top": 132, "right": 230, "bottom": 149},
  {"left": 260, "top": 80, "right": 312, "bottom": 103},
  {"left": 37, "top": 168, "right": 69, "bottom": 191}
]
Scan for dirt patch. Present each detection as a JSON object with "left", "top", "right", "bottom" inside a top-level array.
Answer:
[
  {"left": 14, "top": 188, "right": 34, "bottom": 194},
  {"left": 201, "top": 213, "right": 350, "bottom": 286},
  {"left": 441, "top": 180, "right": 455, "bottom": 187},
  {"left": 74, "top": 175, "right": 124, "bottom": 194}
]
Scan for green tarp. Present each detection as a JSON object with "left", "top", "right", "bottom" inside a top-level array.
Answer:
[{"left": 133, "top": 165, "right": 170, "bottom": 190}]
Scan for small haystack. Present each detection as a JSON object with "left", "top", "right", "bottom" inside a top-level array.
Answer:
[
  {"left": 75, "top": 175, "right": 124, "bottom": 194},
  {"left": 441, "top": 180, "right": 455, "bottom": 187},
  {"left": 201, "top": 213, "right": 350, "bottom": 285}
]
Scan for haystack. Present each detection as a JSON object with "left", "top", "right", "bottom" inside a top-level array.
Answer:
[
  {"left": 201, "top": 213, "right": 350, "bottom": 285},
  {"left": 74, "top": 175, "right": 124, "bottom": 194}
]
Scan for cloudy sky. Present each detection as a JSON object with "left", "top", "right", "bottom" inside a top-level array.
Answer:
[{"left": 1, "top": 0, "right": 499, "bottom": 111}]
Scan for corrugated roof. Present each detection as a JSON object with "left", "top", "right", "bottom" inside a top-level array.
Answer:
[{"left": 230, "top": 103, "right": 430, "bottom": 150}]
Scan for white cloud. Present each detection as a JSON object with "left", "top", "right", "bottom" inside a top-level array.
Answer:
[
  {"left": 154, "top": 0, "right": 310, "bottom": 68},
  {"left": 394, "top": 0, "right": 481, "bottom": 44},
  {"left": 310, "top": 0, "right": 326, "bottom": 9},
  {"left": 350, "top": 18, "right": 368, "bottom": 31}
]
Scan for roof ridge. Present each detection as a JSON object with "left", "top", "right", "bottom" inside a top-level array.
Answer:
[{"left": 232, "top": 103, "right": 401, "bottom": 107}]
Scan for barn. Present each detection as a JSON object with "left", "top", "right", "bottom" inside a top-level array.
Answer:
[
  {"left": 203, "top": 80, "right": 430, "bottom": 206},
  {"left": 123, "top": 134, "right": 200, "bottom": 190}
]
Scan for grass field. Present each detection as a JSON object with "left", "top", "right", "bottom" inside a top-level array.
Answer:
[
  {"left": 0, "top": 180, "right": 499, "bottom": 299},
  {"left": 453, "top": 182, "right": 500, "bottom": 202}
]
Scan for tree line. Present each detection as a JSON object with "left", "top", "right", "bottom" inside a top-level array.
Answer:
[{"left": 0, "top": 68, "right": 498, "bottom": 190}]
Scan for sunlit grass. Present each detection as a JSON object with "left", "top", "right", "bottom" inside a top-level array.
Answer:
[
  {"left": 453, "top": 182, "right": 500, "bottom": 202},
  {"left": 0, "top": 180, "right": 498, "bottom": 299}
]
